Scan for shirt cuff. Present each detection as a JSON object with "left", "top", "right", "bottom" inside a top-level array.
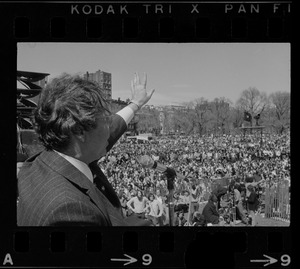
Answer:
[{"left": 116, "top": 106, "right": 135, "bottom": 126}]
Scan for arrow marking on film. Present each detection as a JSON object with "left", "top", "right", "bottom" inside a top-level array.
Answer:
[
  {"left": 250, "top": 254, "right": 278, "bottom": 267},
  {"left": 111, "top": 254, "right": 138, "bottom": 266}
]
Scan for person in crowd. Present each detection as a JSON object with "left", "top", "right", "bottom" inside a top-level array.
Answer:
[
  {"left": 17, "top": 72, "right": 154, "bottom": 226},
  {"left": 174, "top": 190, "right": 190, "bottom": 213},
  {"left": 191, "top": 211, "right": 206, "bottom": 226},
  {"left": 245, "top": 176, "right": 265, "bottom": 199},
  {"left": 229, "top": 182, "right": 248, "bottom": 224},
  {"left": 155, "top": 188, "right": 167, "bottom": 226},
  {"left": 174, "top": 210, "right": 187, "bottom": 226},
  {"left": 189, "top": 183, "right": 201, "bottom": 212},
  {"left": 173, "top": 191, "right": 180, "bottom": 210},
  {"left": 126, "top": 190, "right": 149, "bottom": 219},
  {"left": 118, "top": 191, "right": 128, "bottom": 217},
  {"left": 182, "top": 189, "right": 191, "bottom": 204},
  {"left": 211, "top": 183, "right": 227, "bottom": 210},
  {"left": 247, "top": 185, "right": 259, "bottom": 226},
  {"left": 145, "top": 193, "right": 163, "bottom": 226},
  {"left": 202, "top": 193, "right": 220, "bottom": 225}
]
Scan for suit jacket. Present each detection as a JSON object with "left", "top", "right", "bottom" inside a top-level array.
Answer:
[
  {"left": 17, "top": 114, "right": 149, "bottom": 226},
  {"left": 202, "top": 201, "right": 220, "bottom": 224},
  {"left": 247, "top": 192, "right": 259, "bottom": 211}
]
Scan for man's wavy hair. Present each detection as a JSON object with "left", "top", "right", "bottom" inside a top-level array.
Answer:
[{"left": 34, "top": 73, "right": 111, "bottom": 151}]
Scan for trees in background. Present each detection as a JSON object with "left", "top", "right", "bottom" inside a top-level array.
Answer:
[
  {"left": 268, "top": 92, "right": 290, "bottom": 134},
  {"left": 236, "top": 87, "right": 268, "bottom": 127},
  {"left": 136, "top": 106, "right": 160, "bottom": 134},
  {"left": 121, "top": 87, "right": 290, "bottom": 136},
  {"left": 190, "top": 98, "right": 212, "bottom": 136},
  {"left": 210, "top": 97, "right": 232, "bottom": 135}
]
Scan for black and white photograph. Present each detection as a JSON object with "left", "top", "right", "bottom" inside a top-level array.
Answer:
[{"left": 17, "top": 42, "right": 290, "bottom": 227}]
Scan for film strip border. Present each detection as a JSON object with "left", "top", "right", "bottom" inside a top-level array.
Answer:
[
  {"left": 0, "top": 1, "right": 293, "bottom": 268},
  {"left": 1, "top": 1, "right": 292, "bottom": 41},
  {"left": 0, "top": 228, "right": 292, "bottom": 268}
]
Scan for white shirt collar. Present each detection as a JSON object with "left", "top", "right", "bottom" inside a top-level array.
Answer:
[{"left": 54, "top": 150, "right": 94, "bottom": 183}]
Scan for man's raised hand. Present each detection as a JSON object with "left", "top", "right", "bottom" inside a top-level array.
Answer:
[{"left": 130, "top": 72, "right": 155, "bottom": 108}]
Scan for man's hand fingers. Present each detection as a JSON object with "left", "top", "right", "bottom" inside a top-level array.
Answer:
[
  {"left": 135, "top": 72, "right": 140, "bottom": 85},
  {"left": 144, "top": 72, "right": 147, "bottom": 88},
  {"left": 131, "top": 80, "right": 134, "bottom": 97},
  {"left": 148, "top": 88, "right": 155, "bottom": 99}
]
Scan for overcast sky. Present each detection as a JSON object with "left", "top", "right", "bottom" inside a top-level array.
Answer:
[{"left": 17, "top": 43, "right": 290, "bottom": 106}]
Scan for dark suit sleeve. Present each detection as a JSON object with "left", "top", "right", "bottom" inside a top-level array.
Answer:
[
  {"left": 203, "top": 202, "right": 219, "bottom": 224},
  {"left": 209, "top": 205, "right": 220, "bottom": 224},
  {"left": 43, "top": 201, "right": 110, "bottom": 226},
  {"left": 106, "top": 114, "right": 128, "bottom": 153}
]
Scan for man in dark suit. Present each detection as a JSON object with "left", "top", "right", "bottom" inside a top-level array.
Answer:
[
  {"left": 202, "top": 193, "right": 220, "bottom": 225},
  {"left": 17, "top": 72, "right": 154, "bottom": 226}
]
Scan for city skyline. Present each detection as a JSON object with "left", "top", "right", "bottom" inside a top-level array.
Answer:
[{"left": 17, "top": 43, "right": 290, "bottom": 106}]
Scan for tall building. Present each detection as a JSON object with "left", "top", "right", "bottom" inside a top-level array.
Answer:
[{"left": 83, "top": 70, "right": 112, "bottom": 100}]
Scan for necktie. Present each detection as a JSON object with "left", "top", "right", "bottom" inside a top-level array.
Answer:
[{"left": 89, "top": 161, "right": 121, "bottom": 208}]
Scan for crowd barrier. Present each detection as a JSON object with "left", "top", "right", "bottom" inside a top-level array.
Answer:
[{"left": 264, "top": 183, "right": 290, "bottom": 223}]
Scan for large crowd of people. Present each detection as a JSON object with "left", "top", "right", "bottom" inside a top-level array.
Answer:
[{"left": 98, "top": 131, "right": 291, "bottom": 226}]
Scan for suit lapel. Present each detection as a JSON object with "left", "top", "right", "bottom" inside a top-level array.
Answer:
[
  {"left": 92, "top": 187, "right": 127, "bottom": 226},
  {"left": 89, "top": 161, "right": 127, "bottom": 226},
  {"left": 89, "top": 161, "right": 121, "bottom": 208},
  {"left": 39, "top": 150, "right": 112, "bottom": 224}
]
